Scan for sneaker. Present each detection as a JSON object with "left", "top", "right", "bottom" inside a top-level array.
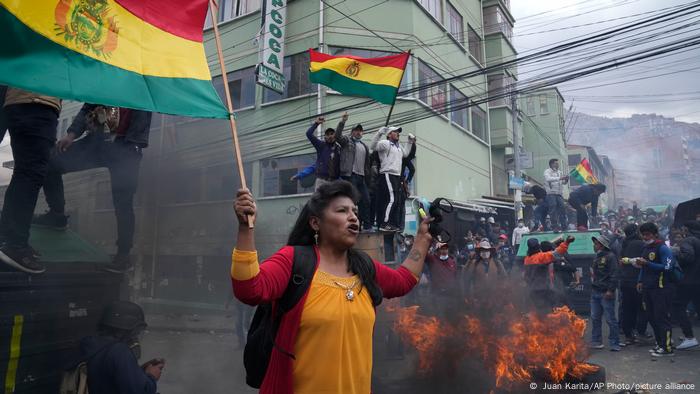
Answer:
[
  {"left": 0, "top": 245, "right": 46, "bottom": 274},
  {"left": 610, "top": 345, "right": 622, "bottom": 352},
  {"left": 589, "top": 343, "right": 604, "bottom": 349},
  {"left": 32, "top": 211, "right": 69, "bottom": 230},
  {"left": 102, "top": 254, "right": 131, "bottom": 274},
  {"left": 649, "top": 345, "right": 662, "bottom": 353},
  {"left": 379, "top": 224, "right": 394, "bottom": 232},
  {"left": 651, "top": 349, "right": 675, "bottom": 357},
  {"left": 676, "top": 337, "right": 699, "bottom": 350},
  {"left": 624, "top": 337, "right": 638, "bottom": 346},
  {"left": 362, "top": 224, "right": 374, "bottom": 232}
]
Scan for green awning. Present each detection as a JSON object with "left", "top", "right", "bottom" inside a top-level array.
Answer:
[
  {"left": 516, "top": 230, "right": 602, "bottom": 257},
  {"left": 30, "top": 226, "right": 111, "bottom": 264}
]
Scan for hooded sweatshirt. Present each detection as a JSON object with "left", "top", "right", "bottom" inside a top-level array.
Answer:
[
  {"left": 370, "top": 127, "right": 413, "bottom": 176},
  {"left": 80, "top": 336, "right": 157, "bottom": 394}
]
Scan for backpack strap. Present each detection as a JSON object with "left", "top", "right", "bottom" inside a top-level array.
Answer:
[{"left": 270, "top": 245, "right": 317, "bottom": 358}]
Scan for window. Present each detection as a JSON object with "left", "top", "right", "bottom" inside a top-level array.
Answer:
[
  {"left": 487, "top": 74, "right": 514, "bottom": 108},
  {"left": 260, "top": 154, "right": 316, "bottom": 197},
  {"left": 446, "top": 2, "right": 464, "bottom": 44},
  {"left": 263, "top": 52, "right": 317, "bottom": 103},
  {"left": 539, "top": 94, "right": 549, "bottom": 115},
  {"left": 213, "top": 66, "right": 256, "bottom": 110},
  {"left": 204, "top": 0, "right": 261, "bottom": 28},
  {"left": 526, "top": 96, "right": 536, "bottom": 116},
  {"left": 450, "top": 86, "right": 469, "bottom": 129},
  {"left": 568, "top": 154, "right": 581, "bottom": 167},
  {"left": 468, "top": 26, "right": 484, "bottom": 65},
  {"left": 418, "top": 60, "right": 447, "bottom": 113},
  {"left": 471, "top": 105, "right": 488, "bottom": 142},
  {"left": 418, "top": 0, "right": 442, "bottom": 22},
  {"left": 329, "top": 47, "right": 412, "bottom": 92},
  {"left": 483, "top": 6, "right": 513, "bottom": 41}
]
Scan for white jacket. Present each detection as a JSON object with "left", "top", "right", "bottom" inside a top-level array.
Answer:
[
  {"left": 544, "top": 168, "right": 567, "bottom": 195},
  {"left": 370, "top": 127, "right": 413, "bottom": 176},
  {"left": 512, "top": 226, "right": 530, "bottom": 246}
]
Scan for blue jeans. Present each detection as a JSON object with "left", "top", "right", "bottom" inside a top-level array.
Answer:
[{"left": 591, "top": 290, "right": 620, "bottom": 346}]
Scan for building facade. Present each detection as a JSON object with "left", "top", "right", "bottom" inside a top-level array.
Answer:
[
  {"left": 483, "top": 0, "right": 520, "bottom": 197},
  {"left": 519, "top": 88, "right": 569, "bottom": 190},
  {"left": 13, "top": 0, "right": 500, "bottom": 310}
]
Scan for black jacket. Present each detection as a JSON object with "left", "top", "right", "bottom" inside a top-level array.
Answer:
[
  {"left": 590, "top": 249, "right": 618, "bottom": 292},
  {"left": 569, "top": 184, "right": 600, "bottom": 216},
  {"left": 619, "top": 235, "right": 644, "bottom": 286},
  {"left": 69, "top": 104, "right": 152, "bottom": 148},
  {"left": 677, "top": 232, "right": 700, "bottom": 285},
  {"left": 530, "top": 185, "right": 547, "bottom": 200},
  {"left": 81, "top": 336, "right": 157, "bottom": 394}
]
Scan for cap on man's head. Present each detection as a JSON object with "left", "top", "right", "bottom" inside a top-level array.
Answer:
[
  {"left": 387, "top": 126, "right": 402, "bottom": 133},
  {"left": 353, "top": 124, "right": 363, "bottom": 131},
  {"left": 488, "top": 217, "right": 495, "bottom": 224},
  {"left": 527, "top": 238, "right": 540, "bottom": 249},
  {"left": 591, "top": 235, "right": 612, "bottom": 249},
  {"left": 436, "top": 242, "right": 449, "bottom": 249},
  {"left": 480, "top": 217, "right": 486, "bottom": 222}
]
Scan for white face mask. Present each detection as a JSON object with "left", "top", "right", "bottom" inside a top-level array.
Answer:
[
  {"left": 518, "top": 223, "right": 524, "bottom": 228},
  {"left": 644, "top": 239, "right": 655, "bottom": 245},
  {"left": 480, "top": 251, "right": 491, "bottom": 259},
  {"left": 439, "top": 255, "right": 449, "bottom": 261}
]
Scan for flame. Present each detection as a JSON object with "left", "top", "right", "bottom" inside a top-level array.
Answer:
[{"left": 392, "top": 304, "right": 598, "bottom": 389}]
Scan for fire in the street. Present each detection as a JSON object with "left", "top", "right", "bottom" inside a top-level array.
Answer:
[{"left": 393, "top": 304, "right": 598, "bottom": 389}]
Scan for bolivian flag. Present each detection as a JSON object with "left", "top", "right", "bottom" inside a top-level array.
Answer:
[
  {"left": 0, "top": 0, "right": 228, "bottom": 119},
  {"left": 570, "top": 158, "right": 599, "bottom": 184},
  {"left": 309, "top": 49, "right": 409, "bottom": 105}
]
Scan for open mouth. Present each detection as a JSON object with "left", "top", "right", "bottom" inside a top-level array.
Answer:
[{"left": 347, "top": 224, "right": 359, "bottom": 234}]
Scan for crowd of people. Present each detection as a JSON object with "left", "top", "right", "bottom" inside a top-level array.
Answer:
[{"left": 299, "top": 112, "right": 416, "bottom": 233}]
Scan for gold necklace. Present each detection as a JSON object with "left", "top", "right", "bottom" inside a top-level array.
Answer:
[{"left": 333, "top": 280, "right": 358, "bottom": 301}]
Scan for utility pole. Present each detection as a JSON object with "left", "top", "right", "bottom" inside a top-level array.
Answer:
[{"left": 511, "top": 92, "right": 523, "bottom": 222}]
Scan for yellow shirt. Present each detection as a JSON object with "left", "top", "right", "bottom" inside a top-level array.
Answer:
[{"left": 292, "top": 270, "right": 375, "bottom": 394}]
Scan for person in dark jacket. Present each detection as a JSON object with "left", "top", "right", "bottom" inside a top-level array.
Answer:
[
  {"left": 34, "top": 104, "right": 151, "bottom": 273},
  {"left": 636, "top": 222, "right": 677, "bottom": 357},
  {"left": 672, "top": 221, "right": 700, "bottom": 350},
  {"left": 568, "top": 183, "right": 606, "bottom": 231},
  {"left": 523, "top": 182, "right": 548, "bottom": 230},
  {"left": 589, "top": 234, "right": 621, "bottom": 351},
  {"left": 80, "top": 301, "right": 163, "bottom": 394},
  {"left": 306, "top": 116, "right": 340, "bottom": 191},
  {"left": 541, "top": 240, "right": 578, "bottom": 307},
  {"left": 524, "top": 236, "right": 573, "bottom": 311},
  {"left": 334, "top": 114, "right": 372, "bottom": 230},
  {"left": 618, "top": 224, "right": 647, "bottom": 345}
]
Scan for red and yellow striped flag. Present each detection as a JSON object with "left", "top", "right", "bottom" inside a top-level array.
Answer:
[
  {"left": 0, "top": 0, "right": 228, "bottom": 118},
  {"left": 309, "top": 49, "right": 409, "bottom": 105},
  {"left": 570, "top": 158, "right": 599, "bottom": 184}
]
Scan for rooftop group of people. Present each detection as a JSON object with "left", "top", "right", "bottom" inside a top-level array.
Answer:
[{"left": 300, "top": 112, "right": 416, "bottom": 233}]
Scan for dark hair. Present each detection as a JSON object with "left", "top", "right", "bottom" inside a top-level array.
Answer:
[
  {"left": 639, "top": 222, "right": 659, "bottom": 235},
  {"left": 287, "top": 181, "right": 382, "bottom": 305},
  {"left": 540, "top": 241, "right": 554, "bottom": 252},
  {"left": 549, "top": 158, "right": 559, "bottom": 167},
  {"left": 623, "top": 223, "right": 639, "bottom": 237},
  {"left": 592, "top": 184, "right": 607, "bottom": 193},
  {"left": 324, "top": 128, "right": 335, "bottom": 135}
]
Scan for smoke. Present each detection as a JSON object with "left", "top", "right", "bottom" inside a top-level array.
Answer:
[{"left": 375, "top": 274, "right": 596, "bottom": 394}]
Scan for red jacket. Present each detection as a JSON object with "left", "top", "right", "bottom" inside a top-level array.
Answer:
[{"left": 231, "top": 245, "right": 418, "bottom": 394}]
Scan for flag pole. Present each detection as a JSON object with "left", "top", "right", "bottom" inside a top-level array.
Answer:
[
  {"left": 384, "top": 50, "right": 411, "bottom": 127},
  {"left": 210, "top": 0, "right": 253, "bottom": 227}
]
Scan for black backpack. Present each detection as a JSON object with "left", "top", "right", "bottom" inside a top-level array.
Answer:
[{"left": 243, "top": 246, "right": 376, "bottom": 388}]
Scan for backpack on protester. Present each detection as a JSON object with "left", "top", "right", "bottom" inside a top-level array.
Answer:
[
  {"left": 60, "top": 340, "right": 119, "bottom": 394},
  {"left": 60, "top": 362, "right": 89, "bottom": 394},
  {"left": 243, "top": 245, "right": 376, "bottom": 388}
]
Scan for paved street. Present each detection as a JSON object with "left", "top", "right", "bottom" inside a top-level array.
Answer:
[{"left": 141, "top": 314, "right": 700, "bottom": 394}]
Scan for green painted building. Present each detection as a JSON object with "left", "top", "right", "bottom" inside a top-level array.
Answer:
[
  {"left": 519, "top": 87, "right": 569, "bottom": 192},
  {"left": 8, "top": 0, "right": 510, "bottom": 309}
]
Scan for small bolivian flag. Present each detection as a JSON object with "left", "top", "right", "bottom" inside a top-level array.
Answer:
[
  {"left": 571, "top": 158, "right": 599, "bottom": 184},
  {"left": 0, "top": 0, "right": 228, "bottom": 119},
  {"left": 309, "top": 49, "right": 410, "bottom": 105}
]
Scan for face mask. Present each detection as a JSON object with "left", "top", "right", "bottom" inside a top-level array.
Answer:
[
  {"left": 405, "top": 240, "right": 412, "bottom": 246},
  {"left": 439, "top": 255, "right": 449, "bottom": 261},
  {"left": 518, "top": 223, "right": 524, "bottom": 228},
  {"left": 480, "top": 251, "right": 491, "bottom": 259},
  {"left": 644, "top": 239, "right": 654, "bottom": 245}
]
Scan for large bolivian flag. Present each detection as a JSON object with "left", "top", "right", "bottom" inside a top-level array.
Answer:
[
  {"left": 570, "top": 158, "right": 599, "bottom": 184},
  {"left": 0, "top": 0, "right": 228, "bottom": 119},
  {"left": 309, "top": 49, "right": 409, "bottom": 105}
]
